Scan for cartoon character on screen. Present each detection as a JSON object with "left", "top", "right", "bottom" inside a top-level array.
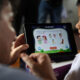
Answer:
[
  {"left": 49, "top": 34, "right": 52, "bottom": 38},
  {"left": 42, "top": 35, "right": 47, "bottom": 44},
  {"left": 36, "top": 36, "right": 42, "bottom": 44},
  {"left": 53, "top": 34, "right": 56, "bottom": 38},
  {"left": 61, "top": 39, "right": 64, "bottom": 44},
  {"left": 59, "top": 33, "right": 64, "bottom": 44},
  {"left": 59, "top": 33, "right": 62, "bottom": 38}
]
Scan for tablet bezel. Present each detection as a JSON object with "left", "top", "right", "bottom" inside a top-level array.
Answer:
[{"left": 25, "top": 23, "right": 77, "bottom": 62}]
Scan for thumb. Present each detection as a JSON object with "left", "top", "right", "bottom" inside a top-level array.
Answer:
[
  {"left": 14, "top": 33, "right": 26, "bottom": 48},
  {"left": 20, "top": 53, "right": 35, "bottom": 69}
]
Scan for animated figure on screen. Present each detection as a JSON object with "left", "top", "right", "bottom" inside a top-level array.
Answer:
[
  {"left": 37, "top": 36, "right": 42, "bottom": 44},
  {"left": 49, "top": 34, "right": 52, "bottom": 38},
  {"left": 61, "top": 39, "right": 64, "bottom": 44},
  {"left": 42, "top": 35, "right": 47, "bottom": 44},
  {"left": 59, "top": 33, "right": 62, "bottom": 38},
  {"left": 53, "top": 34, "right": 56, "bottom": 38},
  {"left": 59, "top": 33, "right": 64, "bottom": 44}
]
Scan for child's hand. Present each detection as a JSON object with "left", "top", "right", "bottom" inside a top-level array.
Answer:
[
  {"left": 21, "top": 53, "right": 57, "bottom": 80},
  {"left": 9, "top": 34, "right": 29, "bottom": 64}
]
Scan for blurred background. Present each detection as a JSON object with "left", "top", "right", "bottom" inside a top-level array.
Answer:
[
  {"left": 43, "top": 0, "right": 78, "bottom": 29},
  {"left": 10, "top": 0, "right": 80, "bottom": 50},
  {"left": 10, "top": 0, "right": 78, "bottom": 30},
  {"left": 62, "top": 0, "right": 78, "bottom": 29}
]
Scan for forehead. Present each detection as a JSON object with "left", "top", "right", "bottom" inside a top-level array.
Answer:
[
  {"left": 0, "top": 2, "right": 13, "bottom": 21},
  {"left": 0, "top": 2, "right": 13, "bottom": 31}
]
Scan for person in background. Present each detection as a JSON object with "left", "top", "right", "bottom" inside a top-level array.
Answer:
[
  {"left": 38, "top": 0, "right": 63, "bottom": 23},
  {"left": 0, "top": 0, "right": 57, "bottom": 80},
  {"left": 9, "top": 0, "right": 39, "bottom": 35}
]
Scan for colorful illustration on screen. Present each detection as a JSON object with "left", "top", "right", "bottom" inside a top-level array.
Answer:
[{"left": 33, "top": 28, "right": 71, "bottom": 54}]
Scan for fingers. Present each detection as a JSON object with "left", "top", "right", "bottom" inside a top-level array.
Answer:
[
  {"left": 14, "top": 33, "right": 26, "bottom": 47},
  {"left": 76, "top": 24, "right": 80, "bottom": 29},
  {"left": 29, "top": 53, "right": 51, "bottom": 64},
  {"left": 78, "top": 29, "right": 80, "bottom": 33},
  {"left": 11, "top": 42, "right": 15, "bottom": 51},
  {"left": 20, "top": 53, "right": 36, "bottom": 69},
  {"left": 21, "top": 53, "right": 51, "bottom": 70},
  {"left": 10, "top": 33, "right": 29, "bottom": 64},
  {"left": 11, "top": 44, "right": 29, "bottom": 57},
  {"left": 29, "top": 53, "right": 40, "bottom": 59},
  {"left": 16, "top": 33, "right": 25, "bottom": 41}
]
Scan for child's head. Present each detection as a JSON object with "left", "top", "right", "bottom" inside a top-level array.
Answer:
[
  {"left": 0, "top": 0, "right": 13, "bottom": 22},
  {"left": 0, "top": 0, "right": 16, "bottom": 64},
  {"left": 37, "top": 36, "right": 41, "bottom": 40},
  {"left": 42, "top": 36, "right": 47, "bottom": 40}
]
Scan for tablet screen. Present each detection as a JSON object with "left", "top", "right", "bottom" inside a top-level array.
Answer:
[{"left": 32, "top": 25, "right": 72, "bottom": 54}]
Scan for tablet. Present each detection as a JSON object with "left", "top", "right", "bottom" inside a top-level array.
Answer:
[{"left": 25, "top": 23, "right": 77, "bottom": 62}]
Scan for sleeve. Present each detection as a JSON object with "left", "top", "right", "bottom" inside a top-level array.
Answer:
[
  {"left": 64, "top": 54, "right": 80, "bottom": 80},
  {"left": 0, "top": 65, "right": 41, "bottom": 80}
]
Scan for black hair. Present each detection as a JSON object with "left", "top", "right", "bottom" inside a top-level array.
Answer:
[
  {"left": 37, "top": 36, "right": 40, "bottom": 39},
  {"left": 0, "top": 0, "right": 8, "bottom": 12}
]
